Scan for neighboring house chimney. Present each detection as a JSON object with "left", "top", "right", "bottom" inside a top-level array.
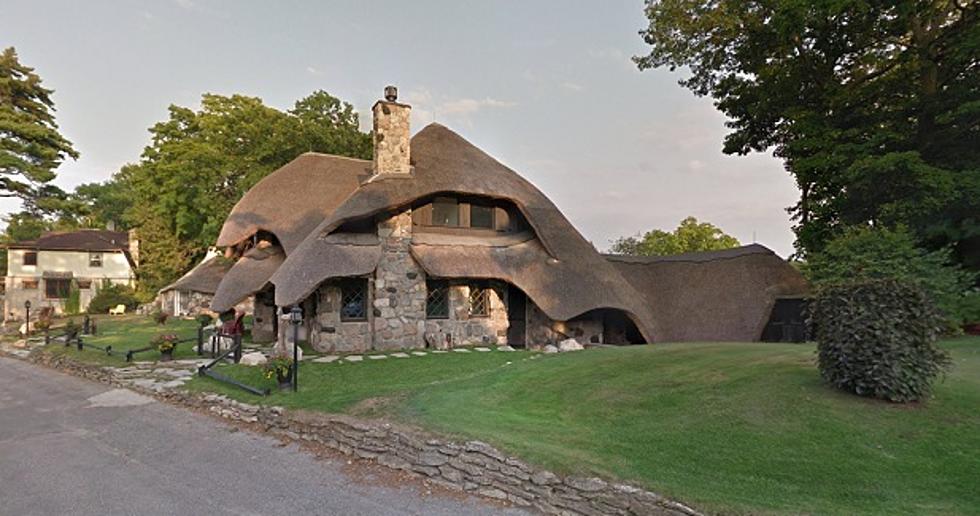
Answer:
[
  {"left": 128, "top": 228, "right": 139, "bottom": 267},
  {"left": 372, "top": 85, "right": 412, "bottom": 175}
]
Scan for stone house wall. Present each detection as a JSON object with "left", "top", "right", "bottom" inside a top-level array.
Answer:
[
  {"left": 305, "top": 207, "right": 600, "bottom": 353},
  {"left": 423, "top": 281, "right": 509, "bottom": 349}
]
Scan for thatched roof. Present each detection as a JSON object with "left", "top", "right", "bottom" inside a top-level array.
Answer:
[
  {"left": 606, "top": 244, "right": 809, "bottom": 342},
  {"left": 160, "top": 254, "right": 232, "bottom": 294},
  {"left": 210, "top": 245, "right": 286, "bottom": 312},
  {"left": 271, "top": 124, "right": 659, "bottom": 341},
  {"left": 215, "top": 153, "right": 371, "bottom": 254}
]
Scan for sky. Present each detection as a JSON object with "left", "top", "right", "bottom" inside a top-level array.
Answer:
[{"left": 0, "top": 0, "right": 800, "bottom": 257}]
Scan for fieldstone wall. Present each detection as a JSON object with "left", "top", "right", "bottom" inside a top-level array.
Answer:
[
  {"left": 373, "top": 211, "right": 426, "bottom": 351},
  {"left": 311, "top": 281, "right": 371, "bottom": 353},
  {"left": 424, "top": 281, "right": 509, "bottom": 348}
]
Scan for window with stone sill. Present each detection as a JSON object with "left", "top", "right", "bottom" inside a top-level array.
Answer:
[
  {"left": 22, "top": 279, "right": 38, "bottom": 290},
  {"left": 426, "top": 279, "right": 449, "bottom": 319},
  {"left": 340, "top": 279, "right": 367, "bottom": 321},
  {"left": 468, "top": 283, "right": 490, "bottom": 317},
  {"left": 23, "top": 251, "right": 37, "bottom": 266}
]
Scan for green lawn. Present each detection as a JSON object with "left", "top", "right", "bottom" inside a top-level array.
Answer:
[
  {"left": 186, "top": 337, "right": 980, "bottom": 515},
  {"left": 43, "top": 314, "right": 204, "bottom": 366}
]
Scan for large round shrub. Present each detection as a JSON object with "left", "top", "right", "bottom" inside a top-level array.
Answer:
[
  {"left": 87, "top": 283, "right": 140, "bottom": 314},
  {"left": 809, "top": 279, "right": 951, "bottom": 402}
]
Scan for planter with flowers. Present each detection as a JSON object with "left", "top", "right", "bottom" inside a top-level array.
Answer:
[
  {"left": 263, "top": 355, "right": 294, "bottom": 390},
  {"left": 151, "top": 333, "right": 180, "bottom": 361}
]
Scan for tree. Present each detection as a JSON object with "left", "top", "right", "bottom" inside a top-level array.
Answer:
[
  {"left": 611, "top": 216, "right": 740, "bottom": 256},
  {"left": 119, "top": 91, "right": 371, "bottom": 294},
  {"left": 635, "top": 2, "right": 980, "bottom": 268},
  {"left": 0, "top": 47, "right": 78, "bottom": 205},
  {"left": 803, "top": 225, "right": 977, "bottom": 327}
]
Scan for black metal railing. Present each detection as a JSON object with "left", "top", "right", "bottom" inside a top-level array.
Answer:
[{"left": 197, "top": 333, "right": 269, "bottom": 396}]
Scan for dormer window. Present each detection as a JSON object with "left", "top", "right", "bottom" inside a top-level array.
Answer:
[
  {"left": 431, "top": 197, "right": 459, "bottom": 227},
  {"left": 89, "top": 252, "right": 103, "bottom": 268},
  {"left": 470, "top": 203, "right": 494, "bottom": 229}
]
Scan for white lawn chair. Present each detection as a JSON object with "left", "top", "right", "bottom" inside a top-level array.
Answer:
[{"left": 108, "top": 304, "right": 126, "bottom": 315}]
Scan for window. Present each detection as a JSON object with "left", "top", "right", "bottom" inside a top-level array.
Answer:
[
  {"left": 89, "top": 252, "right": 103, "bottom": 267},
  {"left": 23, "top": 251, "right": 37, "bottom": 266},
  {"left": 340, "top": 279, "right": 367, "bottom": 321},
  {"left": 76, "top": 279, "right": 93, "bottom": 289},
  {"left": 22, "top": 279, "right": 38, "bottom": 290},
  {"left": 468, "top": 283, "right": 490, "bottom": 317},
  {"left": 426, "top": 279, "right": 449, "bottom": 319},
  {"left": 470, "top": 204, "right": 495, "bottom": 229},
  {"left": 45, "top": 278, "right": 71, "bottom": 299},
  {"left": 431, "top": 197, "right": 459, "bottom": 227}
]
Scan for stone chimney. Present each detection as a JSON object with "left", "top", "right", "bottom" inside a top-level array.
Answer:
[{"left": 372, "top": 86, "right": 412, "bottom": 175}]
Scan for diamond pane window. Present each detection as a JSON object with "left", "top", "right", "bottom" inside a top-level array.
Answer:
[
  {"left": 340, "top": 279, "right": 367, "bottom": 321},
  {"left": 426, "top": 280, "right": 449, "bottom": 319},
  {"left": 468, "top": 284, "right": 490, "bottom": 317}
]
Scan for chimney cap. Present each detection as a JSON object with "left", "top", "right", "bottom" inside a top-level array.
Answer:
[{"left": 384, "top": 85, "right": 398, "bottom": 102}]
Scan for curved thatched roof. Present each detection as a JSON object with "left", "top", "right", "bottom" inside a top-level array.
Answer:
[
  {"left": 210, "top": 245, "right": 286, "bottom": 312},
  {"left": 271, "top": 124, "right": 659, "bottom": 341},
  {"left": 160, "top": 254, "right": 232, "bottom": 295},
  {"left": 215, "top": 153, "right": 371, "bottom": 254},
  {"left": 606, "top": 244, "right": 809, "bottom": 342}
]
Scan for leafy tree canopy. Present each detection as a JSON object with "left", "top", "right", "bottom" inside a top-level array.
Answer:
[
  {"left": 803, "top": 225, "right": 978, "bottom": 326},
  {"left": 611, "top": 216, "right": 740, "bottom": 256},
  {"left": 636, "top": 1, "right": 980, "bottom": 268},
  {"left": 0, "top": 47, "right": 78, "bottom": 206},
  {"left": 117, "top": 90, "right": 371, "bottom": 294}
]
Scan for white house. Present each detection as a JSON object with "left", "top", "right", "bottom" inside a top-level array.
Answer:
[{"left": 3, "top": 229, "right": 137, "bottom": 321}]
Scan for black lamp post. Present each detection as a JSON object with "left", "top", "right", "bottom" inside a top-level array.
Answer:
[
  {"left": 24, "top": 300, "right": 31, "bottom": 336},
  {"left": 289, "top": 305, "right": 302, "bottom": 392}
]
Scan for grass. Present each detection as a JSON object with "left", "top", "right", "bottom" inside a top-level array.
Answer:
[
  {"left": 186, "top": 336, "right": 980, "bottom": 515},
  {"left": 42, "top": 314, "right": 204, "bottom": 366}
]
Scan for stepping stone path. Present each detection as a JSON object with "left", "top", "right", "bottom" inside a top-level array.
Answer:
[
  {"left": 474, "top": 347, "right": 491, "bottom": 352},
  {"left": 390, "top": 352, "right": 410, "bottom": 358},
  {"left": 367, "top": 355, "right": 388, "bottom": 360},
  {"left": 431, "top": 350, "right": 449, "bottom": 354},
  {"left": 411, "top": 351, "right": 427, "bottom": 357},
  {"left": 453, "top": 349, "right": 471, "bottom": 353},
  {"left": 344, "top": 355, "right": 364, "bottom": 362},
  {"left": 497, "top": 346, "right": 515, "bottom": 352},
  {"left": 312, "top": 355, "right": 339, "bottom": 363}
]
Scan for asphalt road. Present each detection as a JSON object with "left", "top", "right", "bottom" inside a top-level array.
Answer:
[{"left": 0, "top": 356, "right": 528, "bottom": 515}]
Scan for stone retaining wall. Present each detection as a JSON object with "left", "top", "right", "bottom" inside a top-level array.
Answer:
[{"left": 19, "top": 349, "right": 699, "bottom": 516}]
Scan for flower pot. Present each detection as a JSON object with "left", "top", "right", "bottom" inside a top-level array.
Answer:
[
  {"left": 276, "top": 365, "right": 293, "bottom": 390},
  {"left": 160, "top": 349, "right": 174, "bottom": 362}
]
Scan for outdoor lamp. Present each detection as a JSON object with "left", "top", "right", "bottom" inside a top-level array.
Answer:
[
  {"left": 24, "top": 300, "right": 31, "bottom": 336},
  {"left": 289, "top": 305, "right": 303, "bottom": 324}
]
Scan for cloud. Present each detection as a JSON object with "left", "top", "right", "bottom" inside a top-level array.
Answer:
[
  {"left": 437, "top": 97, "right": 516, "bottom": 116},
  {"left": 561, "top": 81, "right": 585, "bottom": 92},
  {"left": 402, "top": 88, "right": 516, "bottom": 128},
  {"left": 306, "top": 66, "right": 323, "bottom": 76},
  {"left": 687, "top": 159, "right": 706, "bottom": 171},
  {"left": 173, "top": 0, "right": 195, "bottom": 9}
]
